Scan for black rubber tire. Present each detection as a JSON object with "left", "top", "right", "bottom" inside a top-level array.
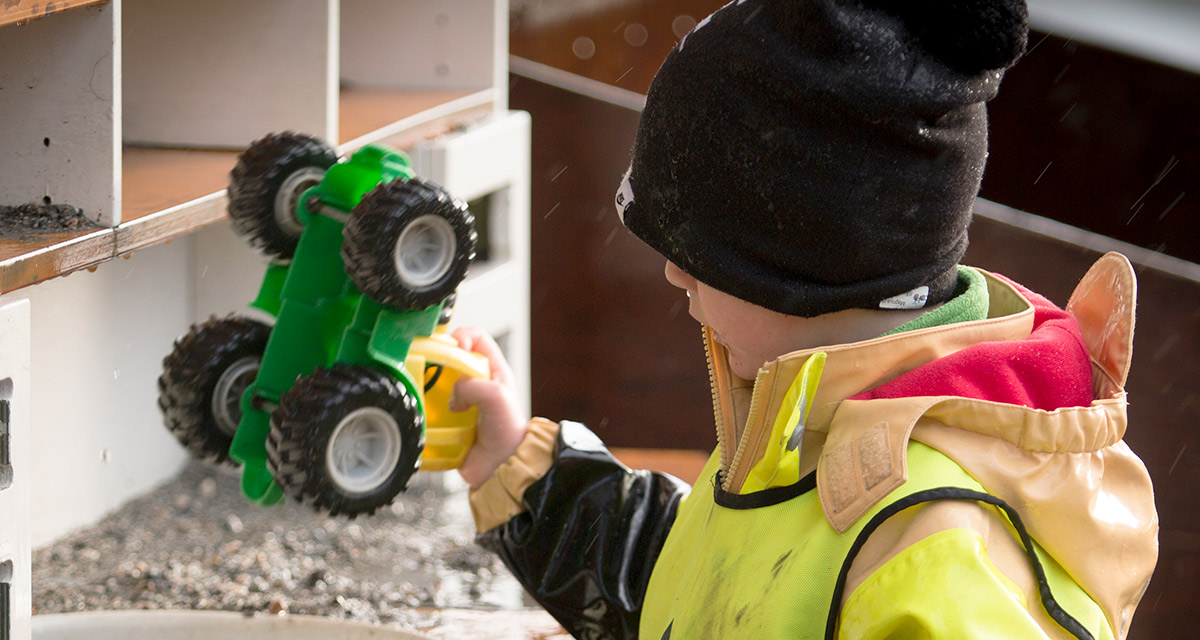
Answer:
[
  {"left": 158, "top": 316, "right": 271, "bottom": 466},
  {"left": 267, "top": 365, "right": 424, "bottom": 517},
  {"left": 228, "top": 131, "right": 338, "bottom": 259},
  {"left": 342, "top": 177, "right": 477, "bottom": 310}
]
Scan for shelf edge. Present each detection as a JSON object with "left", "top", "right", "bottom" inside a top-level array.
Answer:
[
  {"left": 114, "top": 191, "right": 227, "bottom": 256},
  {"left": 0, "top": 229, "right": 115, "bottom": 295}
]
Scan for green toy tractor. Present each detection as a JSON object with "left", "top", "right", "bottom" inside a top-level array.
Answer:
[{"left": 158, "top": 132, "right": 488, "bottom": 517}]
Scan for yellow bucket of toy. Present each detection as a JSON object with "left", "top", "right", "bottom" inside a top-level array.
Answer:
[{"left": 407, "top": 333, "right": 489, "bottom": 471}]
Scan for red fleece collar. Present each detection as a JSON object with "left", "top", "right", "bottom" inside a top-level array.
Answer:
[{"left": 851, "top": 275, "right": 1095, "bottom": 410}]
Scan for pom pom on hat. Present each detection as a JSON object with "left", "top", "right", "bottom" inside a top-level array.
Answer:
[
  {"left": 867, "top": 0, "right": 1029, "bottom": 73},
  {"left": 618, "top": 0, "right": 1030, "bottom": 317}
]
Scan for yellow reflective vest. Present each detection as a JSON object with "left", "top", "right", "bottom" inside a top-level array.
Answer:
[{"left": 640, "top": 440, "right": 1114, "bottom": 639}]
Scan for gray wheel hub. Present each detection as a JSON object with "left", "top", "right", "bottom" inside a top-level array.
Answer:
[
  {"left": 325, "top": 407, "right": 404, "bottom": 495},
  {"left": 211, "top": 357, "right": 259, "bottom": 437},
  {"left": 274, "top": 166, "right": 327, "bottom": 236},
  {"left": 394, "top": 214, "right": 457, "bottom": 288}
]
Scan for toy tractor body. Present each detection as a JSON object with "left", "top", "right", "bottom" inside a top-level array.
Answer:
[{"left": 158, "top": 133, "right": 486, "bottom": 517}]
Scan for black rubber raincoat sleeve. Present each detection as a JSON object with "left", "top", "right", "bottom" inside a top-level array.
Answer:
[{"left": 476, "top": 420, "right": 691, "bottom": 640}]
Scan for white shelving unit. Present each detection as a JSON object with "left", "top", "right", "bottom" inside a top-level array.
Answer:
[
  {"left": 0, "top": 301, "right": 31, "bottom": 640},
  {"left": 0, "top": 3, "right": 529, "bottom": 637}
]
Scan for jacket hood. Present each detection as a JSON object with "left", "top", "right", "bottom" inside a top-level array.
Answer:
[
  {"left": 707, "top": 253, "right": 1156, "bottom": 639},
  {"left": 852, "top": 273, "right": 1095, "bottom": 409}
]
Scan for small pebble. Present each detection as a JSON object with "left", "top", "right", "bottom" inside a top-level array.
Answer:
[{"left": 198, "top": 477, "right": 218, "bottom": 497}]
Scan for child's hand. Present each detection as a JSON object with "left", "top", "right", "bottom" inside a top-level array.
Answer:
[{"left": 450, "top": 326, "right": 530, "bottom": 489}]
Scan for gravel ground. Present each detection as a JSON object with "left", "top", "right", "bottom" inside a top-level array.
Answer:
[{"left": 31, "top": 460, "right": 545, "bottom": 637}]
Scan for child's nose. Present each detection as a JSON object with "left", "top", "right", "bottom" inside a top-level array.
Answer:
[{"left": 664, "top": 261, "right": 697, "bottom": 292}]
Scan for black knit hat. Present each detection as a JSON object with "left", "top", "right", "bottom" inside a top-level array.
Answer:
[{"left": 617, "top": 0, "right": 1029, "bottom": 317}]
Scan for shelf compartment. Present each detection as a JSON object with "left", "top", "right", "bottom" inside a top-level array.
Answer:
[
  {"left": 0, "top": 4, "right": 119, "bottom": 226},
  {"left": 122, "top": 0, "right": 337, "bottom": 149},
  {"left": 339, "top": 87, "right": 494, "bottom": 149}
]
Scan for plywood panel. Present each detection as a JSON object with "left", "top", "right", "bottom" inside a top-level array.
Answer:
[
  {"left": 0, "top": 229, "right": 113, "bottom": 294},
  {"left": 0, "top": 299, "right": 32, "bottom": 640}
]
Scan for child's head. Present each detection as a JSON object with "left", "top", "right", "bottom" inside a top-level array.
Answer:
[{"left": 617, "top": 0, "right": 1029, "bottom": 346}]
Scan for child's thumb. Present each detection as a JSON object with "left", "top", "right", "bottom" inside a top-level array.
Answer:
[{"left": 449, "top": 376, "right": 492, "bottom": 413}]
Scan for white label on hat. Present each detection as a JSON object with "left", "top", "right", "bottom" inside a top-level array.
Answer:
[
  {"left": 879, "top": 286, "right": 930, "bottom": 310},
  {"left": 615, "top": 165, "right": 635, "bottom": 223}
]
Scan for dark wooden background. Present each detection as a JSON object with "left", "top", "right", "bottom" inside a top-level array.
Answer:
[{"left": 509, "top": 2, "right": 1199, "bottom": 636}]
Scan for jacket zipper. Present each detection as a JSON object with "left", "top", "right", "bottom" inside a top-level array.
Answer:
[
  {"left": 703, "top": 326, "right": 768, "bottom": 492},
  {"left": 725, "top": 369, "right": 767, "bottom": 491},
  {"left": 702, "top": 327, "right": 729, "bottom": 476}
]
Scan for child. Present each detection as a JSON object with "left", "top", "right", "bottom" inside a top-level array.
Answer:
[{"left": 451, "top": 1, "right": 1158, "bottom": 638}]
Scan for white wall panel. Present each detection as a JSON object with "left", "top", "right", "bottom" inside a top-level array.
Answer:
[{"left": 18, "top": 242, "right": 193, "bottom": 546}]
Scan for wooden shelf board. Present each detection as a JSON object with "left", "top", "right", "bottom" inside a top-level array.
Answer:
[
  {"left": 1, "top": 90, "right": 496, "bottom": 295},
  {"left": 339, "top": 87, "right": 476, "bottom": 144},
  {"left": 0, "top": 0, "right": 107, "bottom": 28},
  {"left": 121, "top": 147, "right": 237, "bottom": 222}
]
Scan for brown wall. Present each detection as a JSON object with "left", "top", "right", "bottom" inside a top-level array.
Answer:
[
  {"left": 511, "top": 2, "right": 1199, "bottom": 636},
  {"left": 516, "top": 76, "right": 714, "bottom": 450},
  {"left": 982, "top": 32, "right": 1200, "bottom": 264}
]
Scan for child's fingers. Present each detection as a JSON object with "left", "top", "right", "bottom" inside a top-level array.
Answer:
[
  {"left": 449, "top": 375, "right": 500, "bottom": 413},
  {"left": 448, "top": 347, "right": 528, "bottom": 488},
  {"left": 451, "top": 326, "right": 500, "bottom": 361},
  {"left": 450, "top": 325, "right": 486, "bottom": 352},
  {"left": 452, "top": 326, "right": 515, "bottom": 387}
]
